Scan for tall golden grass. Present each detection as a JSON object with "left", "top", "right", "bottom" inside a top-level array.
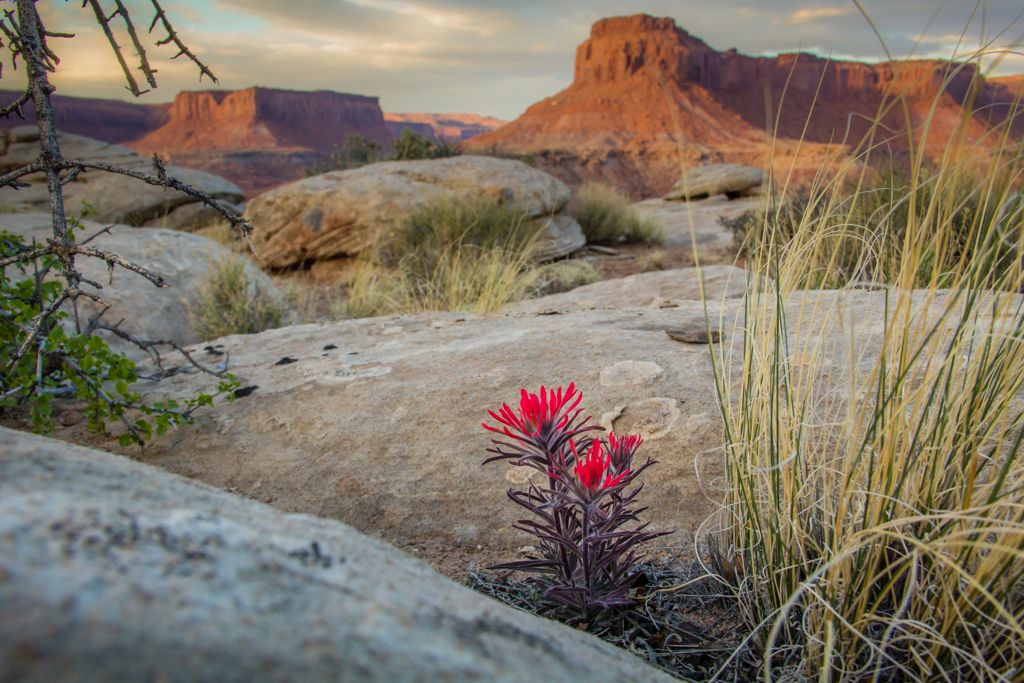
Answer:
[{"left": 701, "top": 32, "right": 1024, "bottom": 683}]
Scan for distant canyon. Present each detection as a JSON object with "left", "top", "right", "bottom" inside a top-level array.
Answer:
[{"left": 0, "top": 14, "right": 1021, "bottom": 200}]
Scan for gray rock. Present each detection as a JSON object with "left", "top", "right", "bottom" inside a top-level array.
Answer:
[
  {"left": 505, "top": 265, "right": 752, "bottom": 313},
  {"left": 0, "top": 129, "right": 151, "bottom": 214},
  {"left": 141, "top": 199, "right": 246, "bottom": 232},
  {"left": 246, "top": 155, "right": 583, "bottom": 267},
  {"left": 76, "top": 166, "right": 245, "bottom": 226},
  {"left": 0, "top": 428, "right": 675, "bottom": 683},
  {"left": 634, "top": 195, "right": 761, "bottom": 249},
  {"left": 0, "top": 214, "right": 287, "bottom": 360},
  {"left": 664, "top": 164, "right": 764, "bottom": 201}
]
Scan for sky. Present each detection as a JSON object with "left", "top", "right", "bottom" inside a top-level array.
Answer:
[{"left": 7, "top": 0, "right": 1024, "bottom": 120}]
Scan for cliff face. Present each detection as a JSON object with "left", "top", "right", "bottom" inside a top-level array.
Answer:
[
  {"left": 0, "top": 90, "right": 169, "bottom": 143},
  {"left": 131, "top": 87, "right": 394, "bottom": 153},
  {"left": 470, "top": 14, "right": 1024, "bottom": 198}
]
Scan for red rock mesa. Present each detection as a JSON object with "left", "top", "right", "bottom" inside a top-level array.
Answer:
[{"left": 469, "top": 14, "right": 1024, "bottom": 198}]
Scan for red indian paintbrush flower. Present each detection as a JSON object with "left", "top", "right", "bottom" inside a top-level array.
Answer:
[
  {"left": 572, "top": 439, "right": 627, "bottom": 491},
  {"left": 483, "top": 383, "right": 581, "bottom": 438}
]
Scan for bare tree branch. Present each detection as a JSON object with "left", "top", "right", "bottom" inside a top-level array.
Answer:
[
  {"left": 61, "top": 157, "right": 259, "bottom": 254},
  {"left": 0, "top": 161, "right": 43, "bottom": 189},
  {"left": 148, "top": 0, "right": 217, "bottom": 84},
  {"left": 83, "top": 0, "right": 147, "bottom": 96},
  {"left": 110, "top": 0, "right": 157, "bottom": 90},
  {"left": 0, "top": 88, "right": 29, "bottom": 118},
  {"left": 87, "top": 315, "right": 230, "bottom": 378}
]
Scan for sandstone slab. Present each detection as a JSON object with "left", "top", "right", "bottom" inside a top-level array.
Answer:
[
  {"left": 123, "top": 286, "right": 1016, "bottom": 551},
  {"left": 0, "top": 213, "right": 287, "bottom": 360},
  {"left": 0, "top": 429, "right": 674, "bottom": 683},
  {"left": 664, "top": 164, "right": 765, "bottom": 201},
  {"left": 245, "top": 155, "right": 584, "bottom": 267},
  {"left": 132, "top": 302, "right": 741, "bottom": 547},
  {"left": 505, "top": 265, "right": 751, "bottom": 313}
]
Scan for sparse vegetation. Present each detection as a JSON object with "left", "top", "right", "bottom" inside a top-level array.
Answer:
[
  {"left": 704, "top": 57, "right": 1024, "bottom": 682},
  {"left": 721, "top": 167, "right": 1023, "bottom": 288},
  {"left": 187, "top": 255, "right": 285, "bottom": 341},
  {"left": 347, "top": 197, "right": 548, "bottom": 317},
  {"left": 305, "top": 134, "right": 385, "bottom": 176},
  {"left": 570, "top": 182, "right": 665, "bottom": 245},
  {"left": 390, "top": 128, "right": 462, "bottom": 161}
]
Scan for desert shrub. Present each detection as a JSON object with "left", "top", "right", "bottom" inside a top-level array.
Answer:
[
  {"left": 187, "top": 255, "right": 285, "bottom": 340},
  {"left": 305, "top": 134, "right": 384, "bottom": 176},
  {"left": 390, "top": 128, "right": 461, "bottom": 161},
  {"left": 535, "top": 258, "right": 598, "bottom": 294},
  {"left": 570, "top": 182, "right": 664, "bottom": 245},
  {"left": 722, "top": 168, "right": 1024, "bottom": 288},
  {"left": 708, "top": 83, "right": 1024, "bottom": 681},
  {"left": 347, "top": 197, "right": 546, "bottom": 316},
  {"left": 1, "top": 223, "right": 238, "bottom": 445}
]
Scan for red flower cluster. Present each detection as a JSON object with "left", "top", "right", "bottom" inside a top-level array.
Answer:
[
  {"left": 571, "top": 440, "right": 627, "bottom": 492},
  {"left": 483, "top": 383, "right": 581, "bottom": 440},
  {"left": 482, "top": 383, "right": 667, "bottom": 626}
]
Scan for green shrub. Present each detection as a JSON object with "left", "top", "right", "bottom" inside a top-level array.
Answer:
[
  {"left": 305, "top": 134, "right": 384, "bottom": 176},
  {"left": 0, "top": 223, "right": 238, "bottom": 446},
  {"left": 187, "top": 256, "right": 284, "bottom": 340},
  {"left": 390, "top": 128, "right": 461, "bottom": 161},
  {"left": 570, "top": 182, "right": 664, "bottom": 245}
]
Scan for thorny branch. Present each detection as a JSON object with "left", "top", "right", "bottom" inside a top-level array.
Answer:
[
  {"left": 148, "top": 0, "right": 217, "bottom": 84},
  {"left": 84, "top": 0, "right": 146, "bottom": 96},
  {"left": 0, "top": 0, "right": 248, "bottom": 406}
]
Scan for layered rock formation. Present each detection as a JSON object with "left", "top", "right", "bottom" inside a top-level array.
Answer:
[
  {"left": 128, "top": 88, "right": 395, "bottom": 197},
  {"left": 385, "top": 113, "right": 507, "bottom": 142},
  {"left": 469, "top": 14, "right": 1024, "bottom": 198},
  {"left": 0, "top": 89, "right": 169, "bottom": 143}
]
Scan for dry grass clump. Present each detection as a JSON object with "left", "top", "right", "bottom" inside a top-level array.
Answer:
[
  {"left": 187, "top": 255, "right": 285, "bottom": 341},
  {"left": 705, "top": 55, "right": 1024, "bottom": 682},
  {"left": 347, "top": 197, "right": 548, "bottom": 317},
  {"left": 570, "top": 182, "right": 665, "bottom": 245}
]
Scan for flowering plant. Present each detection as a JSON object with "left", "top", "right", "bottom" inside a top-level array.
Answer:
[{"left": 483, "top": 383, "right": 668, "bottom": 625}]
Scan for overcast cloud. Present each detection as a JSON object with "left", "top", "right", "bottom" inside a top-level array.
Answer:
[{"left": 4, "top": 0, "right": 1022, "bottom": 120}]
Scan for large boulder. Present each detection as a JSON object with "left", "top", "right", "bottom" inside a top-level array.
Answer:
[
  {"left": 76, "top": 166, "right": 245, "bottom": 227},
  {"left": 0, "top": 429, "right": 674, "bottom": 683},
  {"left": 0, "top": 214, "right": 287, "bottom": 361},
  {"left": 245, "top": 155, "right": 586, "bottom": 267},
  {"left": 664, "top": 164, "right": 764, "bottom": 201}
]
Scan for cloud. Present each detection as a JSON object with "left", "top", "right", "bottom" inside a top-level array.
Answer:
[{"left": 778, "top": 7, "right": 854, "bottom": 25}]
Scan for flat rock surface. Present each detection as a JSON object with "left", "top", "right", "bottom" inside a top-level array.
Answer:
[
  {"left": 133, "top": 302, "right": 740, "bottom": 547},
  {"left": 121, "top": 287, "right": 1023, "bottom": 551},
  {"left": 634, "top": 196, "right": 759, "bottom": 249},
  {"left": 245, "top": 155, "right": 584, "bottom": 267},
  {"left": 0, "top": 429, "right": 675, "bottom": 683},
  {"left": 505, "top": 265, "right": 751, "bottom": 313},
  {"left": 0, "top": 214, "right": 286, "bottom": 360}
]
